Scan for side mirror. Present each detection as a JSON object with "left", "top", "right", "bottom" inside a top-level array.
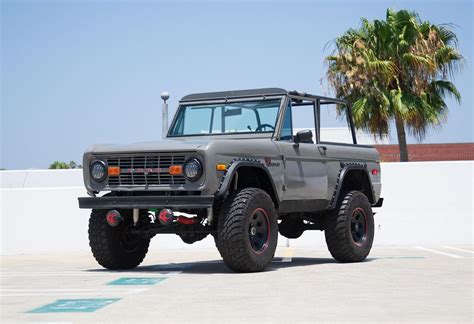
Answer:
[{"left": 294, "top": 129, "right": 314, "bottom": 145}]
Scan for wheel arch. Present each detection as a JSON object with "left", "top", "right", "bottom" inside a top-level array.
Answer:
[
  {"left": 330, "top": 165, "right": 375, "bottom": 209},
  {"left": 216, "top": 160, "right": 280, "bottom": 209}
]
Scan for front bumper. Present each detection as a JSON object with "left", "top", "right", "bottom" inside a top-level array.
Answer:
[{"left": 78, "top": 195, "right": 214, "bottom": 210}]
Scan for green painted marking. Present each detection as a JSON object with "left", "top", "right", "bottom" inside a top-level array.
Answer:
[
  {"left": 107, "top": 277, "right": 167, "bottom": 285},
  {"left": 27, "top": 298, "right": 120, "bottom": 313}
]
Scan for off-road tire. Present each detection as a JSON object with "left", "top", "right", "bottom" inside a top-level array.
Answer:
[
  {"left": 216, "top": 188, "right": 278, "bottom": 272},
  {"left": 88, "top": 209, "right": 150, "bottom": 270},
  {"left": 325, "top": 191, "right": 374, "bottom": 262}
]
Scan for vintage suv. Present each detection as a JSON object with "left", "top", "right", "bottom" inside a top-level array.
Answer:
[{"left": 78, "top": 88, "right": 383, "bottom": 272}]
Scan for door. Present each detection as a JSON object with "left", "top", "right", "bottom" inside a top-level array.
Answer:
[{"left": 275, "top": 98, "right": 328, "bottom": 211}]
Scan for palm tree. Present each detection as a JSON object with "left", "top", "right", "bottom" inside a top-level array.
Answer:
[{"left": 326, "top": 9, "right": 463, "bottom": 161}]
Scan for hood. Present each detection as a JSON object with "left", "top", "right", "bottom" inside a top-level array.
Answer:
[{"left": 86, "top": 139, "right": 210, "bottom": 154}]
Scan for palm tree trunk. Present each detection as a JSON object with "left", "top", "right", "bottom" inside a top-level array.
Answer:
[{"left": 395, "top": 115, "right": 409, "bottom": 162}]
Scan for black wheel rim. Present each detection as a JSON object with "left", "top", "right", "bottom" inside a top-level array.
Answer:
[
  {"left": 119, "top": 224, "right": 141, "bottom": 252},
  {"left": 248, "top": 208, "right": 270, "bottom": 254},
  {"left": 351, "top": 208, "right": 368, "bottom": 246}
]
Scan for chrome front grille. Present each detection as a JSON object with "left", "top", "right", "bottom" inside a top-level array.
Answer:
[{"left": 106, "top": 154, "right": 186, "bottom": 187}]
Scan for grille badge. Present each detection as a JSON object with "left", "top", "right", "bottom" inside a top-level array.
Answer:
[{"left": 121, "top": 168, "right": 164, "bottom": 174}]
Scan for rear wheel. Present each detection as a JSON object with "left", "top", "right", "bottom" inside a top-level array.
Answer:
[
  {"left": 325, "top": 191, "right": 374, "bottom": 262},
  {"left": 216, "top": 188, "right": 278, "bottom": 272},
  {"left": 88, "top": 209, "right": 150, "bottom": 270}
]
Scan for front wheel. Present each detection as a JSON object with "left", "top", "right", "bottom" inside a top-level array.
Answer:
[
  {"left": 216, "top": 188, "right": 278, "bottom": 272},
  {"left": 88, "top": 209, "right": 150, "bottom": 270},
  {"left": 325, "top": 191, "right": 374, "bottom": 262}
]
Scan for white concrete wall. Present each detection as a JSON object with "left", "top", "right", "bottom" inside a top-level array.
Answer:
[
  {"left": 292, "top": 161, "right": 473, "bottom": 247},
  {"left": 1, "top": 161, "right": 472, "bottom": 254}
]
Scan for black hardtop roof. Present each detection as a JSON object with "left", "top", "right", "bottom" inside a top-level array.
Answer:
[{"left": 180, "top": 87, "right": 346, "bottom": 104}]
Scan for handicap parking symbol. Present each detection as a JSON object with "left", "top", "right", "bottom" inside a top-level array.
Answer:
[
  {"left": 27, "top": 298, "right": 120, "bottom": 313},
  {"left": 107, "top": 277, "right": 167, "bottom": 285}
]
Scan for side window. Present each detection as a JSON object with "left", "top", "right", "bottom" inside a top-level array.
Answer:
[
  {"left": 319, "top": 103, "right": 354, "bottom": 144},
  {"left": 280, "top": 102, "right": 292, "bottom": 140},
  {"left": 291, "top": 99, "right": 316, "bottom": 143}
]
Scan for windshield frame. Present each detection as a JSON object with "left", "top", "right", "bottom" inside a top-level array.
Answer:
[{"left": 167, "top": 96, "right": 286, "bottom": 138}]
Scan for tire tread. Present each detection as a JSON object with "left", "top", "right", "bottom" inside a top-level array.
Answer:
[
  {"left": 216, "top": 188, "right": 277, "bottom": 272},
  {"left": 88, "top": 209, "right": 149, "bottom": 270},
  {"left": 325, "top": 191, "right": 374, "bottom": 262}
]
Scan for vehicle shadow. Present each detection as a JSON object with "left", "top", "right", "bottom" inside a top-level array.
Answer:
[{"left": 86, "top": 257, "right": 375, "bottom": 275}]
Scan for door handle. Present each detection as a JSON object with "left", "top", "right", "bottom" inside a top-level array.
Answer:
[{"left": 318, "top": 145, "right": 327, "bottom": 153}]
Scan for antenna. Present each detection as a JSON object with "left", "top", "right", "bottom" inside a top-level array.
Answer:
[{"left": 161, "top": 91, "right": 170, "bottom": 139}]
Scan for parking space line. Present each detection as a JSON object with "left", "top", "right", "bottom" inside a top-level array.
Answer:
[
  {"left": 442, "top": 246, "right": 474, "bottom": 254},
  {"left": 3, "top": 292, "right": 146, "bottom": 297},
  {"left": 0, "top": 271, "right": 181, "bottom": 277},
  {"left": 414, "top": 246, "right": 464, "bottom": 258},
  {"left": 1, "top": 288, "right": 147, "bottom": 292},
  {"left": 3, "top": 293, "right": 139, "bottom": 297},
  {"left": 1, "top": 288, "right": 147, "bottom": 296},
  {"left": 1, "top": 288, "right": 148, "bottom": 297}
]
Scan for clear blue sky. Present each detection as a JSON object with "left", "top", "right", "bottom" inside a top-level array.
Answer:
[{"left": 1, "top": 0, "right": 472, "bottom": 169}]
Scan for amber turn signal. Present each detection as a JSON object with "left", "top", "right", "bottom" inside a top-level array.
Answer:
[
  {"left": 169, "top": 165, "right": 183, "bottom": 175},
  {"left": 216, "top": 164, "right": 227, "bottom": 171},
  {"left": 108, "top": 166, "right": 120, "bottom": 176}
]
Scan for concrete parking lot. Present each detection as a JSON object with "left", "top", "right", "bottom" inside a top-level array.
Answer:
[{"left": 1, "top": 245, "right": 472, "bottom": 323}]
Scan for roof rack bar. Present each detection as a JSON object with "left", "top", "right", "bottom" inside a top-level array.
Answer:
[
  {"left": 320, "top": 100, "right": 346, "bottom": 105},
  {"left": 181, "top": 88, "right": 287, "bottom": 102},
  {"left": 288, "top": 91, "right": 346, "bottom": 105},
  {"left": 179, "top": 94, "right": 285, "bottom": 103},
  {"left": 180, "top": 88, "right": 346, "bottom": 105}
]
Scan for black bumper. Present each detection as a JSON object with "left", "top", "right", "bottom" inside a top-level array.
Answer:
[
  {"left": 78, "top": 195, "right": 214, "bottom": 209},
  {"left": 373, "top": 198, "right": 384, "bottom": 208}
]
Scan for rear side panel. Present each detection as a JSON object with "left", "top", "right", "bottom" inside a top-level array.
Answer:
[{"left": 322, "top": 143, "right": 381, "bottom": 203}]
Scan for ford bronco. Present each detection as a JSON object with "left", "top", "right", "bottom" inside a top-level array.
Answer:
[{"left": 78, "top": 88, "right": 383, "bottom": 272}]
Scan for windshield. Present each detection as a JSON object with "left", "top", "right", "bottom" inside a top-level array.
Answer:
[{"left": 168, "top": 99, "right": 281, "bottom": 136}]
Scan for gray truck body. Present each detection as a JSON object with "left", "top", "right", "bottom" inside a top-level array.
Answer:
[
  {"left": 79, "top": 87, "right": 382, "bottom": 214},
  {"left": 78, "top": 87, "right": 383, "bottom": 272}
]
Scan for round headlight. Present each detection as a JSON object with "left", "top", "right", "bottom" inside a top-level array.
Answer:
[
  {"left": 91, "top": 161, "right": 107, "bottom": 182},
  {"left": 183, "top": 158, "right": 202, "bottom": 181}
]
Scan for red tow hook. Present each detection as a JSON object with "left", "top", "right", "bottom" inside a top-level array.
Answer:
[
  {"left": 157, "top": 209, "right": 200, "bottom": 226},
  {"left": 158, "top": 209, "right": 174, "bottom": 225},
  {"left": 176, "top": 216, "right": 199, "bottom": 225}
]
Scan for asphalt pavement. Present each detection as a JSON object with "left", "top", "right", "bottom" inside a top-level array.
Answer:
[{"left": 1, "top": 245, "right": 473, "bottom": 323}]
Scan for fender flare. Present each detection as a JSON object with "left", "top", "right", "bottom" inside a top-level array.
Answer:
[
  {"left": 329, "top": 164, "right": 375, "bottom": 210},
  {"left": 215, "top": 159, "right": 280, "bottom": 208}
]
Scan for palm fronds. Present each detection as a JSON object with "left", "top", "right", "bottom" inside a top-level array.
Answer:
[{"left": 325, "top": 8, "right": 463, "bottom": 160}]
